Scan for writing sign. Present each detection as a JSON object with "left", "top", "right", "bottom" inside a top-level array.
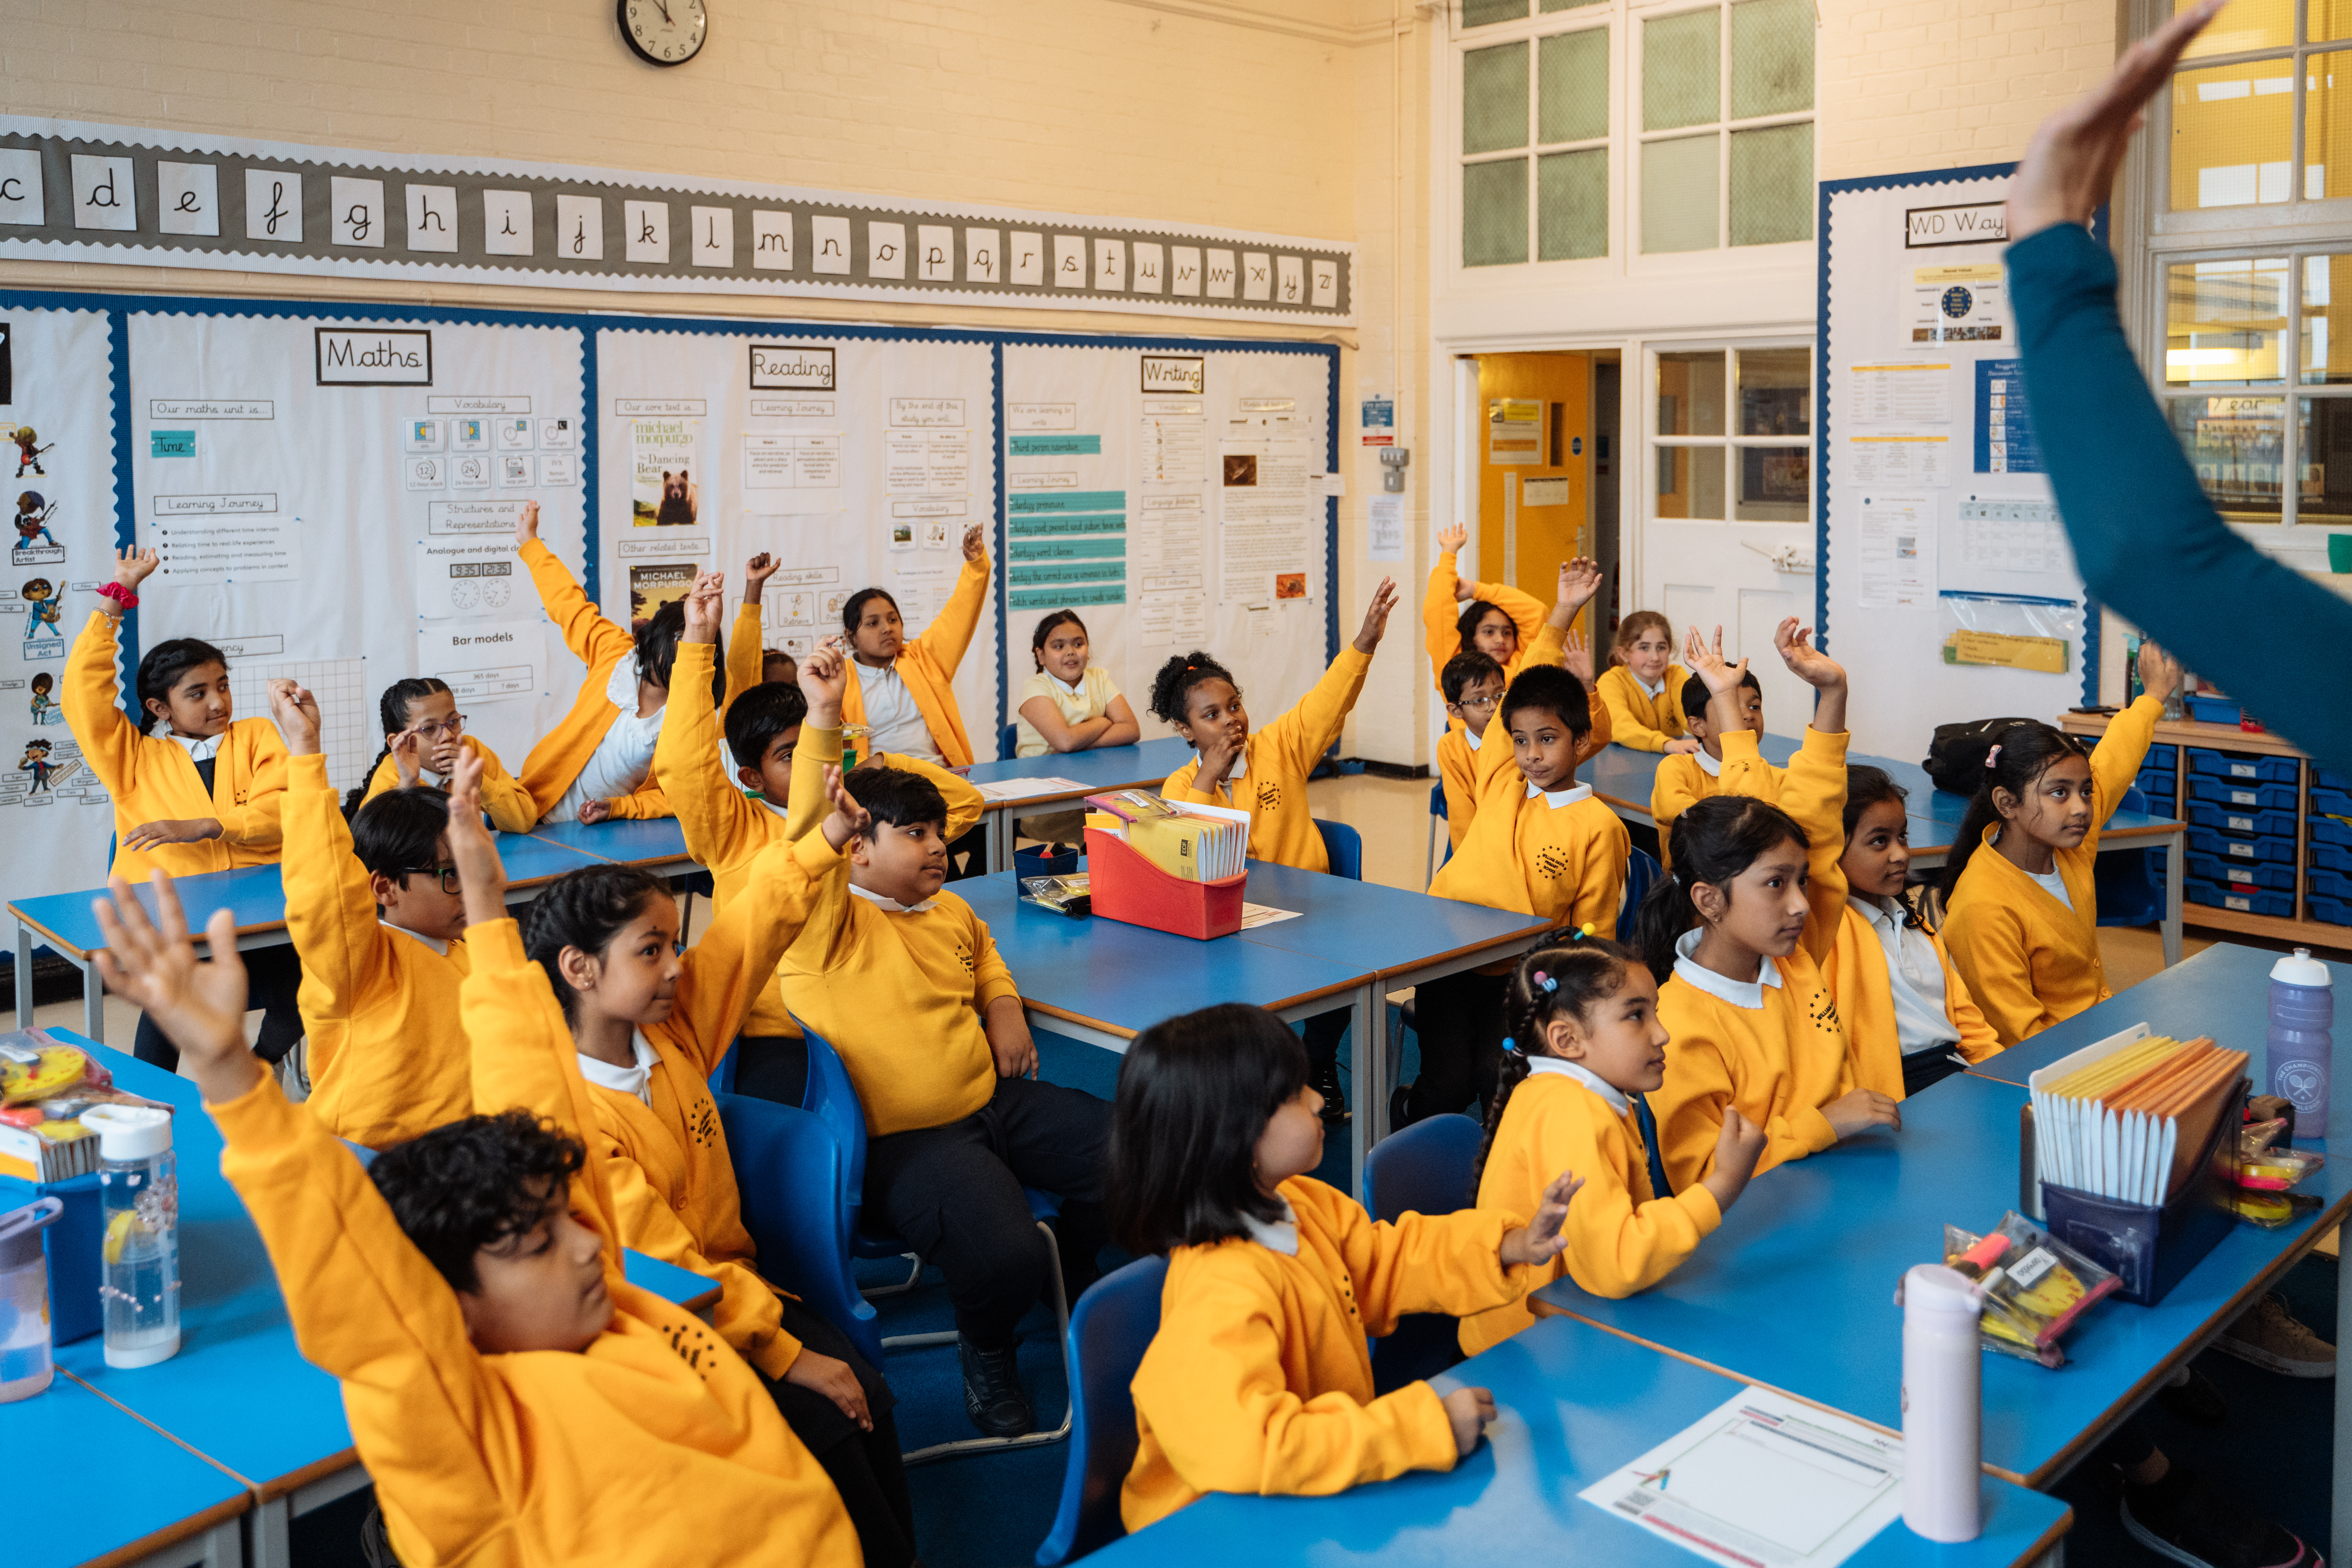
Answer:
[
  {"left": 1141, "top": 354, "right": 1205, "bottom": 395},
  {"left": 315, "top": 328, "right": 433, "bottom": 386},
  {"left": 749, "top": 344, "right": 836, "bottom": 390}
]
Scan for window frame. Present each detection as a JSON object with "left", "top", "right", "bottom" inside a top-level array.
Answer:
[{"left": 1645, "top": 336, "right": 1817, "bottom": 526}]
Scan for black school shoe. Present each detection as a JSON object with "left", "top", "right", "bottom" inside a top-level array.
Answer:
[
  {"left": 2120, "top": 1465, "right": 2320, "bottom": 1568},
  {"left": 1311, "top": 1059, "right": 1350, "bottom": 1123},
  {"left": 959, "top": 1337, "right": 1034, "bottom": 1437}
]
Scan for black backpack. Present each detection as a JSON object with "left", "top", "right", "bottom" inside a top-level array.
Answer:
[{"left": 1921, "top": 717, "right": 2039, "bottom": 797}]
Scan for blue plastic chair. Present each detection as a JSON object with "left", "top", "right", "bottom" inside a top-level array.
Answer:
[
  {"left": 715, "top": 1091, "right": 881, "bottom": 1363},
  {"left": 2095, "top": 785, "right": 2163, "bottom": 927},
  {"left": 1001, "top": 721, "right": 1020, "bottom": 762},
  {"left": 793, "top": 1016, "right": 1076, "bottom": 1462},
  {"left": 1425, "top": 783, "right": 1449, "bottom": 884},
  {"left": 1359, "top": 1112, "right": 1482, "bottom": 1392},
  {"left": 1619, "top": 846, "right": 1662, "bottom": 942},
  {"left": 1033, "top": 1256, "right": 1169, "bottom": 1566},
  {"left": 1312, "top": 817, "right": 1362, "bottom": 881}
]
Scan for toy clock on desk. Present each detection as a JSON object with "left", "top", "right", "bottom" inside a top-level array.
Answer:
[{"left": 618, "top": 0, "right": 707, "bottom": 65}]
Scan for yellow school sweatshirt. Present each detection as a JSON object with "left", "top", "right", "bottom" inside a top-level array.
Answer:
[
  {"left": 1420, "top": 551, "right": 1549, "bottom": 705},
  {"left": 281, "top": 753, "right": 473, "bottom": 1149},
  {"left": 1433, "top": 656, "right": 1610, "bottom": 856},
  {"left": 1941, "top": 694, "right": 2161, "bottom": 1047},
  {"left": 1460, "top": 1066, "right": 1720, "bottom": 1355},
  {"left": 1652, "top": 726, "right": 1855, "bottom": 1192},
  {"left": 839, "top": 553, "right": 990, "bottom": 768},
  {"left": 211, "top": 931, "right": 857, "bottom": 1568},
  {"left": 1427, "top": 706, "right": 1628, "bottom": 932},
  {"left": 469, "top": 839, "right": 834, "bottom": 1383},
  {"left": 1653, "top": 748, "right": 1783, "bottom": 874},
  {"left": 357, "top": 735, "right": 541, "bottom": 834},
  {"left": 778, "top": 826, "right": 1017, "bottom": 1137},
  {"left": 1163, "top": 647, "right": 1372, "bottom": 875},
  {"left": 1827, "top": 903, "right": 2004, "bottom": 1099},
  {"left": 513, "top": 543, "right": 764, "bottom": 821},
  {"left": 65, "top": 610, "right": 290, "bottom": 880},
  {"left": 1123, "top": 1175, "right": 1535, "bottom": 1533},
  {"left": 1594, "top": 664, "right": 1693, "bottom": 753}
]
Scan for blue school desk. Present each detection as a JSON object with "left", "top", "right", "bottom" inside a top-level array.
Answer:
[
  {"left": 8, "top": 831, "right": 616, "bottom": 1045},
  {"left": 964, "top": 735, "right": 1197, "bottom": 869},
  {"left": 1535, "top": 1016, "right": 2350, "bottom": 1560},
  {"left": 523, "top": 814, "right": 699, "bottom": 874},
  {"left": 1087, "top": 1313, "right": 2071, "bottom": 1568},
  {"left": 27, "top": 1034, "right": 718, "bottom": 1568},
  {"left": 1581, "top": 736, "right": 2189, "bottom": 963},
  {"left": 4, "top": 1372, "right": 251, "bottom": 1568}
]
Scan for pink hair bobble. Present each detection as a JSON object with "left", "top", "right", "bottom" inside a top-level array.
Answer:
[{"left": 1986, "top": 743, "right": 2003, "bottom": 767}]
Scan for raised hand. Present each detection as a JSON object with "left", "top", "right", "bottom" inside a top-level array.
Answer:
[
  {"left": 1683, "top": 624, "right": 1744, "bottom": 695},
  {"left": 961, "top": 524, "right": 986, "bottom": 563},
  {"left": 90, "top": 871, "right": 261, "bottom": 1104},
  {"left": 267, "top": 679, "right": 322, "bottom": 756},
  {"left": 1772, "top": 618, "right": 1845, "bottom": 690},
  {"left": 1438, "top": 523, "right": 1468, "bottom": 558},
  {"left": 800, "top": 641, "right": 848, "bottom": 726},
  {"left": 1557, "top": 556, "right": 1602, "bottom": 614},
  {"left": 1563, "top": 628, "right": 1594, "bottom": 684},
  {"left": 744, "top": 551, "right": 780, "bottom": 599},
  {"left": 1353, "top": 576, "right": 1400, "bottom": 655},
  {"left": 2136, "top": 636, "right": 2183, "bottom": 702},
  {"left": 446, "top": 748, "right": 509, "bottom": 927},
  {"left": 818, "top": 763, "right": 871, "bottom": 850},
  {"left": 112, "top": 546, "right": 160, "bottom": 594},
  {"left": 682, "top": 568, "right": 725, "bottom": 644},
  {"left": 1498, "top": 1169, "right": 1587, "bottom": 1265},
  {"left": 514, "top": 499, "right": 541, "bottom": 547}
]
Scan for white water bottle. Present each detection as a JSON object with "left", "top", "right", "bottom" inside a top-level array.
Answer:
[{"left": 1900, "top": 1264, "right": 1983, "bottom": 1542}]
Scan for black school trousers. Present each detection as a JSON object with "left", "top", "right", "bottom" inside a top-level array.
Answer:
[
  {"left": 763, "top": 1295, "right": 916, "bottom": 1568},
  {"left": 1403, "top": 969, "right": 1511, "bottom": 1125},
  {"left": 133, "top": 942, "right": 304, "bottom": 1071},
  {"left": 863, "top": 1075, "right": 1111, "bottom": 1350}
]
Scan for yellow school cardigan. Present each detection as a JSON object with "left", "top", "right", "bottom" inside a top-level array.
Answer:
[
  {"left": 1594, "top": 663, "right": 1693, "bottom": 753},
  {"left": 1419, "top": 551, "right": 1548, "bottom": 709},
  {"left": 1431, "top": 634, "right": 1607, "bottom": 855},
  {"left": 1652, "top": 749, "right": 1784, "bottom": 874},
  {"left": 1942, "top": 694, "right": 2163, "bottom": 1047},
  {"left": 1163, "top": 647, "right": 1372, "bottom": 875},
  {"left": 210, "top": 927, "right": 857, "bottom": 1568},
  {"left": 357, "top": 735, "right": 539, "bottom": 835},
  {"left": 64, "top": 610, "right": 289, "bottom": 880},
  {"left": 1427, "top": 706, "right": 1628, "bottom": 932},
  {"left": 839, "top": 553, "right": 990, "bottom": 768}
]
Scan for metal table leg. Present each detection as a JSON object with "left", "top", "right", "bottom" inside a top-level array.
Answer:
[
  {"left": 2161, "top": 824, "right": 2184, "bottom": 968},
  {"left": 1351, "top": 979, "right": 1384, "bottom": 1197},
  {"left": 14, "top": 919, "right": 30, "bottom": 1029},
  {"left": 81, "top": 950, "right": 103, "bottom": 1043}
]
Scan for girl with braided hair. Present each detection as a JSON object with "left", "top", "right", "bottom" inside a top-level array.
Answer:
[{"left": 344, "top": 675, "right": 538, "bottom": 830}]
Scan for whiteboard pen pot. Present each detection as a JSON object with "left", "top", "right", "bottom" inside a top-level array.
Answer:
[{"left": 1900, "top": 1263, "right": 1982, "bottom": 1542}]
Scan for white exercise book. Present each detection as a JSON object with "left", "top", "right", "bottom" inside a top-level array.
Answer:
[{"left": 971, "top": 777, "right": 1087, "bottom": 801}]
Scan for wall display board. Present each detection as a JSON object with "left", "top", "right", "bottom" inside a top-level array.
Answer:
[
  {"left": 126, "top": 310, "right": 591, "bottom": 803},
  {"left": 998, "top": 344, "right": 1338, "bottom": 745},
  {"left": 1819, "top": 166, "right": 2100, "bottom": 762},
  {"left": 0, "top": 307, "right": 121, "bottom": 921}
]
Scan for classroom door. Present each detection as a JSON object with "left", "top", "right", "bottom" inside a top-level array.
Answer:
[{"left": 1474, "top": 353, "right": 1592, "bottom": 642}]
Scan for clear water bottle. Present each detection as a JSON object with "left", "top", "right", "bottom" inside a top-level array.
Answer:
[
  {"left": 2267, "top": 948, "right": 2336, "bottom": 1143},
  {"left": 1900, "top": 1264, "right": 1983, "bottom": 1543},
  {"left": 0, "top": 1196, "right": 64, "bottom": 1402},
  {"left": 83, "top": 1104, "right": 180, "bottom": 1368}
]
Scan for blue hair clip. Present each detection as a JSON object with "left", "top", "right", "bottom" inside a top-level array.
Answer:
[
  {"left": 1531, "top": 971, "right": 1557, "bottom": 995},
  {"left": 1501, "top": 1036, "right": 1520, "bottom": 1055}
]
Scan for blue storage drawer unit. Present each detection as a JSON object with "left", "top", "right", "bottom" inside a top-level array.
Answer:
[
  {"left": 2185, "top": 853, "right": 2296, "bottom": 892},
  {"left": 2185, "top": 800, "right": 2297, "bottom": 841},
  {"left": 2188, "top": 826, "right": 2295, "bottom": 865},
  {"left": 2313, "top": 814, "right": 2352, "bottom": 850},
  {"left": 2187, "top": 747, "right": 2297, "bottom": 785},
  {"left": 2313, "top": 839, "right": 2352, "bottom": 874},
  {"left": 2146, "top": 743, "right": 2176, "bottom": 771},
  {"left": 2188, "top": 774, "right": 2297, "bottom": 813},
  {"left": 2311, "top": 783, "right": 2352, "bottom": 819},
  {"left": 2184, "top": 876, "right": 2293, "bottom": 918}
]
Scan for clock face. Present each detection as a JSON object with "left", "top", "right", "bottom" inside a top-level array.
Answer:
[{"left": 619, "top": 0, "right": 707, "bottom": 65}]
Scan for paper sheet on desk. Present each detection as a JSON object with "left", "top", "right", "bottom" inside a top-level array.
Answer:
[
  {"left": 972, "top": 777, "right": 1087, "bottom": 802},
  {"left": 1578, "top": 1385, "right": 1904, "bottom": 1568},
  {"left": 1238, "top": 904, "right": 1301, "bottom": 928}
]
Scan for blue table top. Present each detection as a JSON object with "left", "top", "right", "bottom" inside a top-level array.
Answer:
[
  {"left": 1214, "top": 860, "right": 1553, "bottom": 980},
  {"left": 525, "top": 815, "right": 694, "bottom": 868},
  {"left": 41, "top": 1031, "right": 718, "bottom": 1496},
  {"left": 5, "top": 1372, "right": 251, "bottom": 1568},
  {"left": 966, "top": 735, "right": 1197, "bottom": 798},
  {"left": 1536, "top": 1068, "right": 2348, "bottom": 1486},
  {"left": 1090, "top": 1313, "right": 2071, "bottom": 1568}
]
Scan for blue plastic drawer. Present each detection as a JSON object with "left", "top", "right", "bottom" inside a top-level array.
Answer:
[
  {"left": 2313, "top": 814, "right": 2352, "bottom": 850},
  {"left": 2308, "top": 864, "right": 2352, "bottom": 903},
  {"left": 2309, "top": 894, "right": 2352, "bottom": 928},
  {"left": 2311, "top": 783, "right": 2352, "bottom": 819},
  {"left": 2187, "top": 748, "right": 2297, "bottom": 785},
  {"left": 2185, "top": 800, "right": 2296, "bottom": 841},
  {"left": 2185, "top": 853, "right": 2296, "bottom": 892},
  {"left": 2146, "top": 743, "right": 2177, "bottom": 771},
  {"left": 2184, "top": 876, "right": 2293, "bottom": 918},
  {"left": 2184, "top": 695, "right": 2245, "bottom": 725},
  {"left": 2317, "top": 767, "right": 2352, "bottom": 794},
  {"left": 2189, "top": 775, "right": 2297, "bottom": 813},
  {"left": 2189, "top": 826, "right": 2295, "bottom": 865},
  {"left": 2312, "top": 839, "right": 2352, "bottom": 874}
]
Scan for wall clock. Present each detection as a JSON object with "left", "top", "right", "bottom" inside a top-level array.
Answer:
[{"left": 619, "top": 0, "right": 707, "bottom": 66}]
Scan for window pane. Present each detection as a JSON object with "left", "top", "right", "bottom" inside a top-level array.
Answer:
[
  {"left": 1730, "top": 0, "right": 1814, "bottom": 118},
  {"left": 2303, "top": 255, "right": 2352, "bottom": 383},
  {"left": 2167, "top": 395, "right": 2284, "bottom": 521},
  {"left": 1729, "top": 122, "right": 1813, "bottom": 245},
  {"left": 1657, "top": 446, "right": 1726, "bottom": 519},
  {"left": 2319, "top": 0, "right": 2352, "bottom": 42},
  {"left": 2177, "top": 0, "right": 2294, "bottom": 58},
  {"left": 1464, "top": 159, "right": 1530, "bottom": 267},
  {"left": 1644, "top": 9, "right": 1721, "bottom": 131},
  {"left": 1464, "top": 43, "right": 1531, "bottom": 155},
  {"left": 1539, "top": 29, "right": 1610, "bottom": 143},
  {"left": 2300, "top": 397, "right": 2352, "bottom": 519},
  {"left": 2165, "top": 257, "right": 2289, "bottom": 383},
  {"left": 1642, "top": 133, "right": 1720, "bottom": 252},
  {"left": 1542, "top": 0, "right": 1607, "bottom": 10},
  {"left": 1465, "top": 0, "right": 1530, "bottom": 26},
  {"left": 1737, "top": 348, "right": 1811, "bottom": 436},
  {"left": 2169, "top": 60, "right": 2297, "bottom": 209},
  {"left": 2308, "top": 50, "right": 2352, "bottom": 200},
  {"left": 1659, "top": 351, "right": 1727, "bottom": 436},
  {"left": 1538, "top": 149, "right": 1608, "bottom": 260},
  {"left": 1736, "top": 446, "right": 1810, "bottom": 521}
]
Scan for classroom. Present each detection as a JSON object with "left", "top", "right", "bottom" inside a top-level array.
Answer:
[{"left": 0, "top": 3, "right": 2345, "bottom": 1567}]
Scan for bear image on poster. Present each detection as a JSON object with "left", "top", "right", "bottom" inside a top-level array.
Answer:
[{"left": 657, "top": 468, "right": 698, "bottom": 526}]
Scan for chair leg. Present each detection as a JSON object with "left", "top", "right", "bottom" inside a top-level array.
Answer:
[
  {"left": 894, "top": 1220, "right": 1076, "bottom": 1466},
  {"left": 860, "top": 1252, "right": 924, "bottom": 1300},
  {"left": 1425, "top": 813, "right": 1436, "bottom": 886}
]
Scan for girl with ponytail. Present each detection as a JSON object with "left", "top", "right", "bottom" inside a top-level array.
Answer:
[
  {"left": 1638, "top": 620, "right": 1903, "bottom": 1195},
  {"left": 344, "top": 677, "right": 538, "bottom": 832},
  {"left": 1940, "top": 639, "right": 2182, "bottom": 1048},
  {"left": 1460, "top": 936, "right": 1763, "bottom": 1355}
]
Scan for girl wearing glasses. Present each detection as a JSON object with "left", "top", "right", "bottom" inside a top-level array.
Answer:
[{"left": 347, "top": 676, "right": 538, "bottom": 833}]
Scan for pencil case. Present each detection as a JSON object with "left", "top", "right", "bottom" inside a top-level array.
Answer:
[
  {"left": 2034, "top": 1076, "right": 2246, "bottom": 1306},
  {"left": 1084, "top": 825, "right": 1246, "bottom": 940}
]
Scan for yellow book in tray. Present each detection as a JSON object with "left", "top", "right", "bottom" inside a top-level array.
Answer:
[{"left": 1128, "top": 815, "right": 1215, "bottom": 882}]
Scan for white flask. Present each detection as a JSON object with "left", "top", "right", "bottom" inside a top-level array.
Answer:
[{"left": 1900, "top": 1263, "right": 1982, "bottom": 1542}]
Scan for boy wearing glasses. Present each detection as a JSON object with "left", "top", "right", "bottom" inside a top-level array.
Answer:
[{"left": 272, "top": 680, "right": 477, "bottom": 1148}]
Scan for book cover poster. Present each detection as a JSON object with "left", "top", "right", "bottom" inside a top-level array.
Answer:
[
  {"left": 631, "top": 417, "right": 701, "bottom": 527},
  {"left": 628, "top": 561, "right": 695, "bottom": 629}
]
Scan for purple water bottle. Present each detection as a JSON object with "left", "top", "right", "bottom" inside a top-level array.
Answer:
[{"left": 2268, "top": 948, "right": 2335, "bottom": 1142}]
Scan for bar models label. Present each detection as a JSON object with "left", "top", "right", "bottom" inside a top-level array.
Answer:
[
  {"left": 750, "top": 344, "right": 836, "bottom": 390},
  {"left": 316, "top": 328, "right": 433, "bottom": 385},
  {"left": 1140, "top": 354, "right": 1204, "bottom": 395}
]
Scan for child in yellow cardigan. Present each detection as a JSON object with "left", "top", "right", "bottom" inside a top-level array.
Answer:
[
  {"left": 1421, "top": 523, "right": 1567, "bottom": 703},
  {"left": 86, "top": 869, "right": 859, "bottom": 1568},
  {"left": 1828, "top": 765, "right": 2003, "bottom": 1099},
  {"left": 268, "top": 681, "right": 473, "bottom": 1149},
  {"left": 1110, "top": 1002, "right": 1581, "bottom": 1533},
  {"left": 1461, "top": 938, "right": 1762, "bottom": 1353},
  {"left": 67, "top": 546, "right": 300, "bottom": 1070},
  {"left": 1637, "top": 623, "right": 1901, "bottom": 1192},
  {"left": 345, "top": 676, "right": 537, "bottom": 831},
  {"left": 1151, "top": 577, "right": 1400, "bottom": 1119},
  {"left": 455, "top": 750, "right": 915, "bottom": 1567},
  {"left": 839, "top": 525, "right": 990, "bottom": 769},
  {"left": 1652, "top": 630, "right": 1771, "bottom": 872},
  {"left": 1940, "top": 640, "right": 2181, "bottom": 1047},
  {"left": 1594, "top": 610, "right": 1697, "bottom": 754}
]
